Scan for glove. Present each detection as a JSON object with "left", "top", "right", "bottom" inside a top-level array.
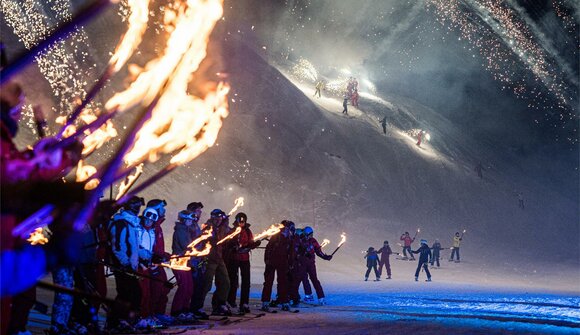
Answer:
[
  {"left": 322, "top": 254, "right": 332, "bottom": 261},
  {"left": 252, "top": 240, "right": 262, "bottom": 249}
]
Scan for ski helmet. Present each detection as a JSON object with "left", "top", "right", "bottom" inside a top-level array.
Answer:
[
  {"left": 146, "top": 199, "right": 167, "bottom": 217},
  {"left": 420, "top": 239, "right": 428, "bottom": 245},
  {"left": 303, "top": 226, "right": 313, "bottom": 236},
  {"left": 235, "top": 212, "right": 247, "bottom": 223},
  {"left": 383, "top": 240, "right": 389, "bottom": 244},
  {"left": 124, "top": 196, "right": 144, "bottom": 214},
  {"left": 178, "top": 210, "right": 195, "bottom": 221},
  {"left": 143, "top": 208, "right": 159, "bottom": 221},
  {"left": 187, "top": 202, "right": 204, "bottom": 212},
  {"left": 210, "top": 209, "right": 226, "bottom": 218}
]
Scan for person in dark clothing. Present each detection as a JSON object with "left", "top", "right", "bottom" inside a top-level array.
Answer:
[
  {"left": 411, "top": 239, "right": 432, "bottom": 282},
  {"left": 226, "top": 212, "right": 260, "bottom": 314},
  {"left": 261, "top": 220, "right": 295, "bottom": 312},
  {"left": 364, "top": 247, "right": 380, "bottom": 281},
  {"left": 474, "top": 162, "right": 484, "bottom": 179},
  {"left": 342, "top": 95, "right": 349, "bottom": 114},
  {"left": 377, "top": 240, "right": 393, "bottom": 279},
  {"left": 289, "top": 226, "right": 311, "bottom": 307},
  {"left": 379, "top": 116, "right": 387, "bottom": 134},
  {"left": 170, "top": 210, "right": 198, "bottom": 318},
  {"left": 186, "top": 202, "right": 206, "bottom": 319},
  {"left": 430, "top": 239, "right": 442, "bottom": 267},
  {"left": 302, "top": 226, "right": 332, "bottom": 305},
  {"left": 198, "top": 209, "right": 232, "bottom": 316}
]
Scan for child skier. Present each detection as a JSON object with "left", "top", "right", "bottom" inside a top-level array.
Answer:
[
  {"left": 377, "top": 240, "right": 392, "bottom": 279},
  {"left": 342, "top": 94, "right": 349, "bottom": 115},
  {"left": 400, "top": 232, "right": 415, "bottom": 260},
  {"left": 430, "top": 239, "right": 442, "bottom": 268},
  {"left": 411, "top": 239, "right": 432, "bottom": 282},
  {"left": 364, "top": 247, "right": 380, "bottom": 281}
]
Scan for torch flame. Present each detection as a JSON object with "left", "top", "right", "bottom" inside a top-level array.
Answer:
[
  {"left": 253, "top": 223, "right": 285, "bottom": 241},
  {"left": 337, "top": 232, "right": 347, "bottom": 248},
  {"left": 76, "top": 160, "right": 100, "bottom": 190},
  {"left": 163, "top": 227, "right": 213, "bottom": 270},
  {"left": 115, "top": 163, "right": 144, "bottom": 200},
  {"left": 227, "top": 197, "right": 244, "bottom": 216},
  {"left": 320, "top": 239, "right": 330, "bottom": 248},
  {"left": 109, "top": 0, "right": 150, "bottom": 73},
  {"left": 217, "top": 226, "right": 241, "bottom": 245},
  {"left": 27, "top": 228, "right": 48, "bottom": 245}
]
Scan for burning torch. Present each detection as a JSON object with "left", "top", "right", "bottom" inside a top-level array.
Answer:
[
  {"left": 330, "top": 233, "right": 347, "bottom": 256},
  {"left": 253, "top": 223, "right": 285, "bottom": 242},
  {"left": 414, "top": 228, "right": 420, "bottom": 239},
  {"left": 320, "top": 239, "right": 330, "bottom": 249}
]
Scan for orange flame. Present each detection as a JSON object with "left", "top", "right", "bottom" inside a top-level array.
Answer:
[
  {"left": 109, "top": 0, "right": 150, "bottom": 73},
  {"left": 103, "top": 0, "right": 228, "bottom": 168},
  {"left": 80, "top": 111, "right": 118, "bottom": 156},
  {"left": 26, "top": 228, "right": 48, "bottom": 245},
  {"left": 227, "top": 197, "right": 244, "bottom": 216},
  {"left": 76, "top": 160, "right": 100, "bottom": 190},
  {"left": 337, "top": 232, "right": 347, "bottom": 248},
  {"left": 115, "top": 163, "right": 143, "bottom": 200},
  {"left": 320, "top": 239, "right": 330, "bottom": 248},
  {"left": 217, "top": 226, "right": 241, "bottom": 245},
  {"left": 253, "top": 223, "right": 285, "bottom": 241},
  {"left": 162, "top": 227, "right": 213, "bottom": 271}
]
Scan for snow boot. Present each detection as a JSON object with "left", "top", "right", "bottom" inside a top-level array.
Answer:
[
  {"left": 303, "top": 295, "right": 314, "bottom": 303},
  {"left": 239, "top": 304, "right": 251, "bottom": 314},
  {"left": 386, "top": 275, "right": 391, "bottom": 279},
  {"left": 260, "top": 302, "right": 271, "bottom": 312},
  {"left": 319, "top": 298, "right": 326, "bottom": 306},
  {"left": 426, "top": 278, "right": 432, "bottom": 282},
  {"left": 281, "top": 303, "right": 290, "bottom": 311},
  {"left": 212, "top": 304, "right": 232, "bottom": 316},
  {"left": 375, "top": 278, "right": 380, "bottom": 281},
  {"left": 192, "top": 310, "right": 209, "bottom": 320},
  {"left": 364, "top": 277, "right": 368, "bottom": 281},
  {"left": 415, "top": 277, "right": 418, "bottom": 282}
]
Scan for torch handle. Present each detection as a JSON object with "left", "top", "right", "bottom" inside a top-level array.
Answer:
[{"left": 330, "top": 245, "right": 342, "bottom": 257}]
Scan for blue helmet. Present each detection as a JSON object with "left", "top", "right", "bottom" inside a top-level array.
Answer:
[{"left": 303, "top": 226, "right": 313, "bottom": 236}]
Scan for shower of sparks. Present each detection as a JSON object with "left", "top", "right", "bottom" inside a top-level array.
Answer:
[
  {"left": 291, "top": 58, "right": 318, "bottom": 83},
  {"left": 426, "top": 0, "right": 578, "bottom": 143},
  {"left": 1, "top": 0, "right": 102, "bottom": 125}
]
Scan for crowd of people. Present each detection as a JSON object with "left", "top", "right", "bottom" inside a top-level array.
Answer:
[{"left": 363, "top": 231, "right": 465, "bottom": 282}]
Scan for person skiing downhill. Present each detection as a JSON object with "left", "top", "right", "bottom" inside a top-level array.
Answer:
[
  {"left": 314, "top": 81, "right": 324, "bottom": 98},
  {"left": 416, "top": 130, "right": 423, "bottom": 147},
  {"left": 449, "top": 232, "right": 462, "bottom": 262},
  {"left": 400, "top": 232, "right": 415, "bottom": 260},
  {"left": 379, "top": 116, "right": 387, "bottom": 134},
  {"left": 342, "top": 94, "right": 349, "bottom": 115},
  {"left": 411, "top": 239, "right": 432, "bottom": 282},
  {"left": 377, "top": 240, "right": 393, "bottom": 279},
  {"left": 364, "top": 247, "right": 380, "bottom": 281}
]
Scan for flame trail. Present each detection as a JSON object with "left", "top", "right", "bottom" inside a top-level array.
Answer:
[
  {"left": 320, "top": 239, "right": 330, "bottom": 248},
  {"left": 165, "top": 227, "right": 213, "bottom": 271},
  {"left": 116, "top": 163, "right": 144, "bottom": 200},
  {"left": 217, "top": 227, "right": 241, "bottom": 245},
  {"left": 253, "top": 224, "right": 285, "bottom": 241},
  {"left": 227, "top": 197, "right": 244, "bottom": 216}
]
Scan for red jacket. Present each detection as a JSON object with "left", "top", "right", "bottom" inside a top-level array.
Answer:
[
  {"left": 264, "top": 232, "right": 293, "bottom": 266},
  {"left": 400, "top": 235, "right": 414, "bottom": 247},
  {"left": 378, "top": 245, "right": 392, "bottom": 261},
  {"left": 232, "top": 225, "right": 254, "bottom": 262}
]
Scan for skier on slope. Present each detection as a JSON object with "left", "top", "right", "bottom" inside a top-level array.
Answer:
[
  {"left": 314, "top": 81, "right": 324, "bottom": 98},
  {"left": 411, "top": 239, "right": 432, "bottom": 282},
  {"left": 449, "top": 232, "right": 463, "bottom": 263},
  {"left": 377, "top": 240, "right": 393, "bottom": 279},
  {"left": 351, "top": 89, "right": 359, "bottom": 108},
  {"left": 379, "top": 116, "right": 387, "bottom": 134},
  {"left": 400, "top": 232, "right": 416, "bottom": 260},
  {"left": 430, "top": 239, "right": 442, "bottom": 268},
  {"left": 416, "top": 130, "right": 423, "bottom": 147},
  {"left": 342, "top": 94, "right": 349, "bottom": 115},
  {"left": 363, "top": 247, "right": 380, "bottom": 281}
]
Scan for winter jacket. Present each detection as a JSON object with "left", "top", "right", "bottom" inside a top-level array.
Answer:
[
  {"left": 264, "top": 231, "right": 294, "bottom": 266},
  {"left": 377, "top": 245, "right": 392, "bottom": 261},
  {"left": 304, "top": 237, "right": 332, "bottom": 262},
  {"left": 153, "top": 217, "right": 167, "bottom": 257},
  {"left": 411, "top": 244, "right": 432, "bottom": 263},
  {"left": 204, "top": 217, "right": 231, "bottom": 263},
  {"left": 109, "top": 210, "right": 140, "bottom": 270},
  {"left": 231, "top": 224, "right": 255, "bottom": 262},
  {"left": 400, "top": 235, "right": 415, "bottom": 247},
  {"left": 431, "top": 242, "right": 442, "bottom": 256},
  {"left": 453, "top": 236, "right": 462, "bottom": 248},
  {"left": 171, "top": 221, "right": 200, "bottom": 256},
  {"left": 138, "top": 225, "right": 156, "bottom": 263},
  {"left": 364, "top": 251, "right": 379, "bottom": 267}
]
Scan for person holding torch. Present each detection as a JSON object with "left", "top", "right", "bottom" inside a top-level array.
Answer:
[{"left": 302, "top": 226, "right": 332, "bottom": 306}]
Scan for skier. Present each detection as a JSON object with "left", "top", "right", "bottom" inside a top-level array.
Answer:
[
  {"left": 400, "top": 232, "right": 415, "bottom": 260},
  {"left": 346, "top": 77, "right": 354, "bottom": 95},
  {"left": 198, "top": 209, "right": 232, "bottom": 316},
  {"left": 314, "top": 81, "right": 324, "bottom": 98},
  {"left": 170, "top": 210, "right": 198, "bottom": 319},
  {"left": 226, "top": 212, "right": 261, "bottom": 314},
  {"left": 516, "top": 192, "right": 525, "bottom": 209},
  {"left": 136, "top": 208, "right": 159, "bottom": 320},
  {"left": 185, "top": 201, "right": 206, "bottom": 318},
  {"left": 377, "top": 240, "right": 392, "bottom": 279},
  {"left": 411, "top": 239, "right": 432, "bottom": 282},
  {"left": 430, "top": 239, "right": 442, "bottom": 267},
  {"left": 302, "top": 226, "right": 332, "bottom": 305},
  {"left": 449, "top": 232, "right": 462, "bottom": 263},
  {"left": 107, "top": 196, "right": 145, "bottom": 331},
  {"left": 289, "top": 226, "right": 309, "bottom": 307},
  {"left": 352, "top": 77, "right": 359, "bottom": 90},
  {"left": 261, "top": 220, "right": 295, "bottom": 312},
  {"left": 342, "top": 94, "right": 349, "bottom": 115},
  {"left": 416, "top": 130, "right": 423, "bottom": 147},
  {"left": 364, "top": 247, "right": 380, "bottom": 281},
  {"left": 474, "top": 162, "right": 484, "bottom": 179},
  {"left": 379, "top": 116, "right": 387, "bottom": 135},
  {"left": 351, "top": 89, "right": 359, "bottom": 108}
]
